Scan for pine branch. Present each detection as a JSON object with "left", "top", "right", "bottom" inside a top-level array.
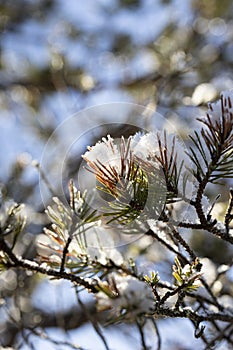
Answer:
[
  {"left": 187, "top": 96, "right": 233, "bottom": 242},
  {"left": 154, "top": 305, "right": 233, "bottom": 324},
  {"left": 0, "top": 234, "right": 98, "bottom": 293},
  {"left": 188, "top": 93, "right": 233, "bottom": 185},
  {"left": 145, "top": 228, "right": 190, "bottom": 264},
  {"left": 168, "top": 224, "right": 197, "bottom": 260}
]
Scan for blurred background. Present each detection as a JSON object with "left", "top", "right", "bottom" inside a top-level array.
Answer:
[{"left": 0, "top": 0, "right": 233, "bottom": 349}]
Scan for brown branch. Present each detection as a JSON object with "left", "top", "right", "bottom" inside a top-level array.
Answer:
[
  {"left": 145, "top": 228, "right": 189, "bottom": 265},
  {"left": 0, "top": 237, "right": 97, "bottom": 293},
  {"left": 169, "top": 224, "right": 196, "bottom": 260},
  {"left": 154, "top": 305, "right": 233, "bottom": 324}
]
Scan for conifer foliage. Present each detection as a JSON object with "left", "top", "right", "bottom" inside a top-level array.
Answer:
[{"left": 0, "top": 91, "right": 233, "bottom": 349}]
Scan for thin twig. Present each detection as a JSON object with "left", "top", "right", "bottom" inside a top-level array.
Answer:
[
  {"left": 151, "top": 318, "right": 161, "bottom": 350},
  {"left": 136, "top": 319, "right": 148, "bottom": 350},
  {"left": 77, "top": 294, "right": 110, "bottom": 350},
  {"left": 204, "top": 323, "right": 233, "bottom": 349},
  {"left": 24, "top": 327, "right": 85, "bottom": 350},
  {"left": 168, "top": 224, "right": 196, "bottom": 260},
  {"left": 145, "top": 228, "right": 189, "bottom": 264},
  {"left": 33, "top": 161, "right": 57, "bottom": 198}
]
